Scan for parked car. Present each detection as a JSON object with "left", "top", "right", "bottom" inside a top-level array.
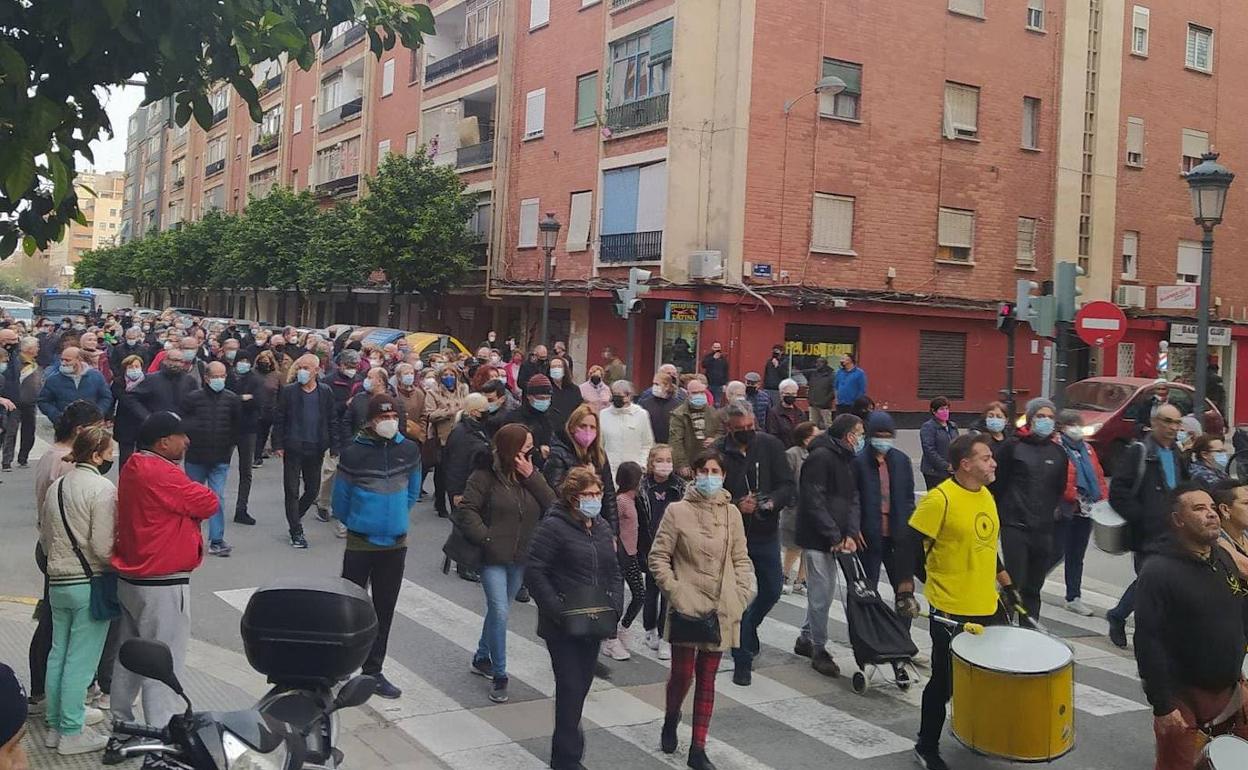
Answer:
[
  {"left": 1064, "top": 376, "right": 1222, "bottom": 471},
  {"left": 345, "top": 327, "right": 469, "bottom": 361}
]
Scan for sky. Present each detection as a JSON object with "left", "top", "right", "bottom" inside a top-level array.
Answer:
[{"left": 88, "top": 84, "right": 145, "bottom": 174}]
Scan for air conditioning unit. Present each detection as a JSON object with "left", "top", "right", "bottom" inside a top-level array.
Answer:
[
  {"left": 1114, "top": 285, "right": 1147, "bottom": 308},
  {"left": 689, "top": 250, "right": 724, "bottom": 280}
]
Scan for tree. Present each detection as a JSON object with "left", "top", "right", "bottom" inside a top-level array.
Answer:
[
  {"left": 225, "top": 187, "right": 320, "bottom": 322},
  {"left": 355, "top": 152, "right": 478, "bottom": 327},
  {"left": 0, "top": 0, "right": 434, "bottom": 255},
  {"left": 303, "top": 202, "right": 369, "bottom": 294}
]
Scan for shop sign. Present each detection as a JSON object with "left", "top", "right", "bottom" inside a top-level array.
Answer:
[
  {"left": 665, "top": 301, "right": 701, "bottom": 322},
  {"left": 752, "top": 263, "right": 773, "bottom": 278},
  {"left": 1169, "top": 323, "right": 1232, "bottom": 347},
  {"left": 1156, "top": 285, "right": 1198, "bottom": 310},
  {"left": 701, "top": 305, "right": 718, "bottom": 320}
]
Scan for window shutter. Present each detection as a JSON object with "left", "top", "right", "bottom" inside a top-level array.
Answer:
[
  {"left": 381, "top": 59, "right": 395, "bottom": 96},
  {"left": 1022, "top": 97, "right": 1040, "bottom": 148},
  {"left": 944, "top": 83, "right": 978, "bottom": 137},
  {"left": 1122, "top": 231, "right": 1139, "bottom": 278},
  {"left": 530, "top": 0, "right": 550, "bottom": 28},
  {"left": 1126, "top": 117, "right": 1144, "bottom": 162},
  {"left": 822, "top": 59, "right": 861, "bottom": 96},
  {"left": 293, "top": 104, "right": 303, "bottom": 134},
  {"left": 811, "top": 194, "right": 853, "bottom": 252},
  {"left": 377, "top": 139, "right": 390, "bottom": 158},
  {"left": 917, "top": 331, "right": 967, "bottom": 399},
  {"left": 1133, "top": 7, "right": 1150, "bottom": 34},
  {"left": 576, "top": 73, "right": 599, "bottom": 127},
  {"left": 948, "top": 0, "right": 984, "bottom": 16},
  {"left": 567, "top": 191, "right": 593, "bottom": 252},
  {"left": 636, "top": 161, "right": 668, "bottom": 233},
  {"left": 405, "top": 132, "right": 419, "bottom": 157},
  {"left": 649, "top": 20, "right": 674, "bottom": 65},
  {"left": 525, "top": 89, "right": 546, "bottom": 137},
  {"left": 1177, "top": 240, "right": 1202, "bottom": 281},
  {"left": 1016, "top": 218, "right": 1037, "bottom": 266},
  {"left": 1182, "top": 128, "right": 1209, "bottom": 159},
  {"left": 939, "top": 208, "right": 974, "bottom": 248},
  {"left": 519, "top": 199, "right": 539, "bottom": 247}
]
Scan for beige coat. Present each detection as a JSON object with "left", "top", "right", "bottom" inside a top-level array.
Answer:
[
  {"left": 39, "top": 465, "right": 116, "bottom": 584},
  {"left": 648, "top": 488, "right": 756, "bottom": 651},
  {"left": 425, "top": 382, "right": 468, "bottom": 446}
]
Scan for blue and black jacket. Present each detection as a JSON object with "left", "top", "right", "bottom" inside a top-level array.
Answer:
[{"left": 332, "top": 431, "right": 423, "bottom": 547}]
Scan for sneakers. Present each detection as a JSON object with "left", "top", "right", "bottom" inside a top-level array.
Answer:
[
  {"left": 58, "top": 728, "right": 110, "bottom": 756},
  {"left": 43, "top": 727, "right": 59, "bottom": 749},
  {"left": 914, "top": 743, "right": 950, "bottom": 770},
  {"left": 334, "top": 520, "right": 348, "bottom": 538},
  {"left": 208, "top": 541, "right": 232, "bottom": 557},
  {"left": 601, "top": 637, "right": 631, "bottom": 661},
  {"left": 17, "top": 461, "right": 28, "bottom": 469},
  {"left": 84, "top": 706, "right": 105, "bottom": 726},
  {"left": 290, "top": 534, "right": 309, "bottom": 549},
  {"left": 1107, "top": 613, "right": 1128, "bottom": 648},
  {"left": 645, "top": 628, "right": 661, "bottom": 651},
  {"left": 1, "top": 464, "right": 10, "bottom": 472},
  {"left": 252, "top": 458, "right": 264, "bottom": 468},
  {"left": 457, "top": 567, "right": 481, "bottom": 583},
  {"left": 373, "top": 674, "right": 402, "bottom": 699},
  {"left": 315, "top": 507, "right": 331, "bottom": 523},
  {"left": 489, "top": 676, "right": 509, "bottom": 703},
  {"left": 616, "top": 624, "right": 631, "bottom": 647},
  {"left": 514, "top": 586, "right": 531, "bottom": 603},
  {"left": 26, "top": 694, "right": 44, "bottom": 715},
  {"left": 233, "top": 512, "right": 257, "bottom": 526},
  {"left": 892, "top": 661, "right": 911, "bottom": 687},
  {"left": 657, "top": 640, "right": 671, "bottom": 661},
  {"left": 811, "top": 649, "right": 840, "bottom": 678},
  {"left": 1065, "top": 597, "right": 1094, "bottom": 616},
  {"left": 791, "top": 581, "right": 807, "bottom": 597},
  {"left": 94, "top": 693, "right": 111, "bottom": 710},
  {"left": 470, "top": 657, "right": 494, "bottom": 680},
  {"left": 793, "top": 635, "right": 814, "bottom": 659},
  {"left": 782, "top": 578, "right": 793, "bottom": 595}
]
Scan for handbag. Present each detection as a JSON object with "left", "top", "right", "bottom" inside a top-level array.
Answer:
[
  {"left": 558, "top": 583, "right": 619, "bottom": 640},
  {"left": 666, "top": 512, "right": 733, "bottom": 646},
  {"left": 56, "top": 477, "right": 121, "bottom": 622}
]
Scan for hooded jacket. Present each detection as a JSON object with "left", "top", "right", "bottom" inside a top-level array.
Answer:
[
  {"left": 543, "top": 429, "right": 620, "bottom": 537},
  {"left": 715, "top": 430, "right": 795, "bottom": 543},
  {"left": 990, "top": 427, "right": 1069, "bottom": 533},
  {"left": 454, "top": 454, "right": 557, "bottom": 565},
  {"left": 796, "top": 432, "right": 861, "bottom": 551},
  {"left": 526, "top": 502, "right": 624, "bottom": 640},
  {"left": 332, "top": 432, "right": 422, "bottom": 548}
]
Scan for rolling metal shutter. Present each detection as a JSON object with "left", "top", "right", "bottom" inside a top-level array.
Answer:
[{"left": 918, "top": 331, "right": 967, "bottom": 399}]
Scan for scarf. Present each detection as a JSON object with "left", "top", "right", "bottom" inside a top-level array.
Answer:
[{"left": 1061, "top": 434, "right": 1101, "bottom": 503}]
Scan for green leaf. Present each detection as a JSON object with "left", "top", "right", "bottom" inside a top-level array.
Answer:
[
  {"left": 49, "top": 154, "right": 70, "bottom": 207},
  {"left": 68, "top": 16, "right": 97, "bottom": 63},
  {"left": 411, "top": 4, "right": 436, "bottom": 33},
  {"left": 3, "top": 153, "right": 35, "bottom": 200},
  {"left": 174, "top": 101, "right": 192, "bottom": 126},
  {"left": 191, "top": 92, "right": 213, "bottom": 131},
  {"left": 0, "top": 230, "right": 17, "bottom": 258},
  {"left": 22, "top": 236, "right": 36, "bottom": 256},
  {"left": 0, "top": 42, "right": 27, "bottom": 91},
  {"left": 26, "top": 95, "right": 62, "bottom": 141},
  {"left": 101, "top": 0, "right": 126, "bottom": 26}
]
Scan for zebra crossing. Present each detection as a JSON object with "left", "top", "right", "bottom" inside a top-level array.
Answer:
[{"left": 213, "top": 567, "right": 1156, "bottom": 769}]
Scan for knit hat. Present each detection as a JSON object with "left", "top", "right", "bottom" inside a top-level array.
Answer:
[
  {"left": 1024, "top": 397, "right": 1056, "bottom": 422},
  {"left": 0, "top": 662, "right": 27, "bottom": 748},
  {"left": 367, "top": 393, "right": 398, "bottom": 421},
  {"left": 526, "top": 373, "right": 552, "bottom": 395},
  {"left": 138, "top": 411, "right": 185, "bottom": 448},
  {"left": 866, "top": 410, "right": 896, "bottom": 434}
]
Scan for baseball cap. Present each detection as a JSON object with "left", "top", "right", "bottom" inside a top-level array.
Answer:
[
  {"left": 0, "top": 662, "right": 27, "bottom": 747},
  {"left": 366, "top": 394, "right": 398, "bottom": 421}
]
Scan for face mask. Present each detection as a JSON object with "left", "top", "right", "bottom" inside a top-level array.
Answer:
[
  {"left": 73, "top": 324, "right": 85, "bottom": 332},
  {"left": 182, "top": 349, "right": 197, "bottom": 362},
  {"left": 442, "top": 375, "right": 457, "bottom": 389},
  {"left": 695, "top": 474, "right": 724, "bottom": 496},
  {"left": 549, "top": 368, "right": 564, "bottom": 381},
  {"left": 374, "top": 419, "right": 400, "bottom": 439},
  {"left": 296, "top": 369, "right": 312, "bottom": 385},
  {"left": 578, "top": 496, "right": 603, "bottom": 519},
  {"left": 1175, "top": 430, "right": 1190, "bottom": 446},
  {"left": 235, "top": 363, "right": 251, "bottom": 375},
  {"left": 97, "top": 459, "right": 113, "bottom": 475},
  {"left": 611, "top": 395, "right": 626, "bottom": 409},
  {"left": 127, "top": 338, "right": 138, "bottom": 347},
  {"left": 224, "top": 350, "right": 236, "bottom": 360},
  {"left": 1032, "top": 417, "right": 1055, "bottom": 438},
  {"left": 934, "top": 407, "right": 951, "bottom": 421},
  {"left": 985, "top": 416, "right": 1007, "bottom": 433},
  {"left": 1213, "top": 451, "right": 1230, "bottom": 468},
  {"left": 530, "top": 397, "right": 551, "bottom": 413},
  {"left": 852, "top": 435, "right": 866, "bottom": 455},
  {"left": 423, "top": 377, "right": 436, "bottom": 390},
  {"left": 487, "top": 399, "right": 503, "bottom": 413},
  {"left": 870, "top": 437, "right": 894, "bottom": 453},
  {"left": 142, "top": 325, "right": 151, "bottom": 332},
  {"left": 1063, "top": 427, "right": 1084, "bottom": 441},
  {"left": 371, "top": 357, "right": 383, "bottom": 366},
  {"left": 400, "top": 373, "right": 416, "bottom": 387},
  {"left": 732, "top": 429, "right": 755, "bottom": 445},
  {"left": 782, "top": 394, "right": 797, "bottom": 405},
  {"left": 341, "top": 368, "right": 358, "bottom": 379},
  {"left": 362, "top": 378, "right": 375, "bottom": 393},
  {"left": 208, "top": 377, "right": 226, "bottom": 393},
  {"left": 690, "top": 393, "right": 708, "bottom": 409},
  {"left": 163, "top": 341, "right": 174, "bottom": 351},
  {"left": 59, "top": 364, "right": 75, "bottom": 376},
  {"left": 574, "top": 427, "right": 597, "bottom": 447},
  {"left": 590, "top": 375, "right": 602, "bottom": 386},
  {"left": 746, "top": 385, "right": 758, "bottom": 396},
  {"left": 653, "top": 461, "right": 674, "bottom": 478},
  {"left": 489, "top": 356, "right": 501, "bottom": 365}
]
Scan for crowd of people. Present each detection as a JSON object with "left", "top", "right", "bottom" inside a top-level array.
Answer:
[{"left": 5, "top": 306, "right": 1247, "bottom": 770}]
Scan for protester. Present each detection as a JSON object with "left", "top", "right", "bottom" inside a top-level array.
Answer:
[
  {"left": 517, "top": 345, "right": 549, "bottom": 392},
  {"left": 700, "top": 342, "right": 728, "bottom": 405},
  {"left": 272, "top": 354, "right": 338, "bottom": 549},
  {"left": 38, "top": 425, "right": 115, "bottom": 755},
  {"left": 765, "top": 378, "right": 804, "bottom": 447},
  {"left": 579, "top": 365, "right": 611, "bottom": 413},
  {"left": 1050, "top": 410, "right": 1106, "bottom": 617},
  {"left": 716, "top": 402, "right": 794, "bottom": 686},
  {"left": 547, "top": 357, "right": 584, "bottom": 431},
  {"left": 124, "top": 344, "right": 197, "bottom": 423},
  {"left": 805, "top": 357, "right": 836, "bottom": 428},
  {"left": 637, "top": 371, "right": 679, "bottom": 444},
  {"left": 723, "top": 380, "right": 746, "bottom": 406},
  {"left": 252, "top": 350, "right": 281, "bottom": 466},
  {"left": 669, "top": 379, "right": 721, "bottom": 479},
  {"left": 110, "top": 327, "right": 149, "bottom": 376},
  {"left": 1134, "top": 483, "right": 1248, "bottom": 768},
  {"left": 919, "top": 396, "right": 958, "bottom": 490},
  {"left": 454, "top": 424, "right": 556, "bottom": 704},
  {"left": 742, "top": 372, "right": 771, "bottom": 427},
  {"left": 794, "top": 414, "right": 863, "bottom": 678},
  {"left": 38, "top": 347, "right": 112, "bottom": 423},
  {"left": 600, "top": 380, "right": 654, "bottom": 473},
  {"left": 443, "top": 393, "right": 491, "bottom": 582},
  {"left": 526, "top": 466, "right": 622, "bottom": 770},
  {"left": 225, "top": 352, "right": 261, "bottom": 526},
  {"left": 1132, "top": 382, "right": 1171, "bottom": 436},
  {"left": 991, "top": 397, "right": 1067, "bottom": 619},
  {"left": 1106, "top": 403, "right": 1187, "bottom": 648},
  {"left": 106, "top": 412, "right": 218, "bottom": 763},
  {"left": 498, "top": 373, "right": 555, "bottom": 464},
  {"left": 648, "top": 450, "right": 755, "bottom": 770},
  {"left": 343, "top": 368, "right": 406, "bottom": 445},
  {"left": 318, "top": 350, "right": 363, "bottom": 521},
  {"left": 832, "top": 354, "right": 866, "bottom": 415},
  {"left": 612, "top": 461, "right": 647, "bottom": 655},
  {"left": 334, "top": 393, "right": 422, "bottom": 701},
  {"left": 3, "top": 336, "right": 40, "bottom": 470},
  {"left": 544, "top": 405, "right": 620, "bottom": 536},
  {"left": 781, "top": 422, "right": 819, "bottom": 595},
  {"left": 762, "top": 344, "right": 789, "bottom": 402},
  {"left": 971, "top": 401, "right": 1012, "bottom": 452},
  {"left": 1214, "top": 480, "right": 1248, "bottom": 578},
  {"left": 602, "top": 346, "right": 626, "bottom": 386},
  {"left": 1189, "top": 432, "right": 1231, "bottom": 489},
  {"left": 425, "top": 366, "right": 468, "bottom": 518},
  {"left": 633, "top": 445, "right": 684, "bottom": 662},
  {"left": 108, "top": 354, "right": 144, "bottom": 468},
  {"left": 77, "top": 332, "right": 112, "bottom": 385},
  {"left": 180, "top": 361, "right": 241, "bottom": 557}
]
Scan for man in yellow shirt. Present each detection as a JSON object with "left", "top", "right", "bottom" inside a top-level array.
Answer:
[{"left": 894, "top": 433, "right": 1018, "bottom": 770}]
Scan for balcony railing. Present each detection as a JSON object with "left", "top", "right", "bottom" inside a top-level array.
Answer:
[
  {"left": 599, "top": 230, "right": 663, "bottom": 263},
  {"left": 210, "top": 106, "right": 228, "bottom": 127},
  {"left": 251, "top": 134, "right": 279, "bottom": 157},
  {"left": 204, "top": 159, "right": 225, "bottom": 177},
  {"left": 456, "top": 139, "right": 494, "bottom": 169},
  {"left": 315, "top": 173, "right": 360, "bottom": 198},
  {"left": 611, "top": 0, "right": 649, "bottom": 8},
  {"left": 424, "top": 36, "right": 499, "bottom": 84},
  {"left": 257, "top": 72, "right": 283, "bottom": 96},
  {"left": 318, "top": 96, "right": 363, "bottom": 131},
  {"left": 470, "top": 242, "right": 489, "bottom": 267},
  {"left": 171, "top": 176, "right": 185, "bottom": 191},
  {"left": 322, "top": 24, "right": 365, "bottom": 60},
  {"left": 605, "top": 92, "right": 670, "bottom": 133}
]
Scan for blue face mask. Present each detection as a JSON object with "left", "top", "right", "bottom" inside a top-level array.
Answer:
[
  {"left": 235, "top": 363, "right": 251, "bottom": 375},
  {"left": 59, "top": 364, "right": 75, "bottom": 376},
  {"left": 1176, "top": 430, "right": 1190, "bottom": 446},
  {"left": 1032, "top": 417, "right": 1055, "bottom": 438},
  {"left": 695, "top": 474, "right": 724, "bottom": 496},
  {"left": 985, "top": 416, "right": 1007, "bottom": 433},
  {"left": 296, "top": 369, "right": 312, "bottom": 385},
  {"left": 208, "top": 377, "right": 226, "bottom": 393},
  {"left": 579, "top": 496, "right": 603, "bottom": 519},
  {"left": 870, "top": 437, "right": 894, "bottom": 454},
  {"left": 362, "top": 378, "right": 375, "bottom": 393},
  {"left": 852, "top": 435, "right": 866, "bottom": 455},
  {"left": 125, "top": 368, "right": 143, "bottom": 382},
  {"left": 530, "top": 397, "right": 551, "bottom": 413},
  {"left": 400, "top": 373, "right": 415, "bottom": 387},
  {"left": 1213, "top": 451, "right": 1230, "bottom": 469},
  {"left": 487, "top": 399, "right": 503, "bottom": 413},
  {"left": 690, "top": 393, "right": 708, "bottom": 409},
  {"left": 442, "top": 375, "right": 457, "bottom": 389}
]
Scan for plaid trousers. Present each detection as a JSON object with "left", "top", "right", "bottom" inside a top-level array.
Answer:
[{"left": 665, "top": 645, "right": 721, "bottom": 750}]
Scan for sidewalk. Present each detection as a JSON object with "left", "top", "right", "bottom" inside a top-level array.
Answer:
[{"left": 0, "top": 601, "right": 447, "bottom": 769}]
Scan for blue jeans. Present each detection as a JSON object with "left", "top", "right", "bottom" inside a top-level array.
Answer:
[
  {"left": 1049, "top": 516, "right": 1094, "bottom": 601},
  {"left": 476, "top": 563, "right": 525, "bottom": 680},
  {"left": 185, "top": 462, "right": 230, "bottom": 545},
  {"left": 733, "top": 536, "right": 783, "bottom": 667}
]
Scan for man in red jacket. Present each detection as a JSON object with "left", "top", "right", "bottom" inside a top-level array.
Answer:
[{"left": 105, "top": 412, "right": 218, "bottom": 765}]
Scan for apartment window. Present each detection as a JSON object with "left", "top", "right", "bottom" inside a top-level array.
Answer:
[
  {"left": 948, "top": 0, "right": 984, "bottom": 18},
  {"left": 525, "top": 88, "right": 546, "bottom": 138},
  {"left": 810, "top": 193, "right": 854, "bottom": 254},
  {"left": 1182, "top": 128, "right": 1209, "bottom": 173},
  {"left": 601, "top": 161, "right": 667, "bottom": 262},
  {"left": 1131, "top": 6, "right": 1149, "bottom": 55},
  {"left": 409, "top": 48, "right": 420, "bottom": 83},
  {"left": 248, "top": 167, "right": 278, "bottom": 199},
  {"left": 519, "top": 199, "right": 540, "bottom": 247},
  {"left": 469, "top": 198, "right": 493, "bottom": 244},
  {"left": 937, "top": 207, "right": 975, "bottom": 262},
  {"left": 467, "top": 0, "right": 501, "bottom": 46},
  {"left": 1125, "top": 116, "right": 1144, "bottom": 166},
  {"left": 608, "top": 21, "right": 673, "bottom": 108},
  {"left": 315, "top": 137, "right": 361, "bottom": 183},
  {"left": 203, "top": 185, "right": 225, "bottom": 212},
  {"left": 381, "top": 59, "right": 395, "bottom": 96},
  {"left": 210, "top": 89, "right": 228, "bottom": 113},
  {"left": 142, "top": 168, "right": 158, "bottom": 192},
  {"left": 943, "top": 82, "right": 979, "bottom": 140},
  {"left": 378, "top": 139, "right": 391, "bottom": 158},
  {"left": 146, "top": 135, "right": 161, "bottom": 157},
  {"left": 405, "top": 131, "right": 419, "bottom": 157},
  {"left": 1022, "top": 96, "right": 1040, "bottom": 149},
  {"left": 171, "top": 157, "right": 185, "bottom": 182},
  {"left": 321, "top": 72, "right": 345, "bottom": 112},
  {"left": 1186, "top": 24, "right": 1213, "bottom": 72},
  {"left": 1177, "top": 239, "right": 1202, "bottom": 284},
  {"left": 292, "top": 104, "right": 303, "bottom": 134},
  {"left": 1026, "top": 0, "right": 1044, "bottom": 30},
  {"left": 167, "top": 199, "right": 184, "bottom": 227},
  {"left": 575, "top": 73, "right": 599, "bottom": 128},
  {"left": 530, "top": 0, "right": 550, "bottom": 28},
  {"left": 205, "top": 136, "right": 225, "bottom": 164},
  {"left": 918, "top": 331, "right": 967, "bottom": 399},
  {"left": 1016, "top": 217, "right": 1037, "bottom": 268},
  {"left": 1122, "top": 231, "right": 1139, "bottom": 280},
  {"left": 819, "top": 59, "right": 861, "bottom": 120},
  {"left": 567, "top": 191, "right": 593, "bottom": 252}
]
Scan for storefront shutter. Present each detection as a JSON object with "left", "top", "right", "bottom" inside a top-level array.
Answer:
[{"left": 918, "top": 331, "right": 967, "bottom": 399}]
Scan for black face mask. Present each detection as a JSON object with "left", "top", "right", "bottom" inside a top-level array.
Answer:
[
  {"left": 746, "top": 385, "right": 758, "bottom": 396},
  {"left": 591, "top": 375, "right": 602, "bottom": 386},
  {"left": 732, "top": 429, "right": 755, "bottom": 446},
  {"left": 611, "top": 395, "right": 626, "bottom": 409},
  {"left": 97, "top": 460, "right": 114, "bottom": 475},
  {"left": 782, "top": 394, "right": 797, "bottom": 405}
]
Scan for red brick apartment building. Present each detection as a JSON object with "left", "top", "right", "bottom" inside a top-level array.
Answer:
[{"left": 121, "top": 0, "right": 1248, "bottom": 421}]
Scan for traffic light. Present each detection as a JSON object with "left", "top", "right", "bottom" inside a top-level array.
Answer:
[
  {"left": 1055, "top": 261, "right": 1085, "bottom": 322},
  {"left": 997, "top": 302, "right": 1016, "bottom": 334},
  {"left": 1015, "top": 277, "right": 1056, "bottom": 337},
  {"left": 613, "top": 267, "right": 652, "bottom": 319}
]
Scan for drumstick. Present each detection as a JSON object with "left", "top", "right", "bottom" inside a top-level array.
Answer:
[{"left": 922, "top": 612, "right": 985, "bottom": 635}]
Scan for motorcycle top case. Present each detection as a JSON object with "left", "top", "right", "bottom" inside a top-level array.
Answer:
[{"left": 241, "top": 577, "right": 379, "bottom": 684}]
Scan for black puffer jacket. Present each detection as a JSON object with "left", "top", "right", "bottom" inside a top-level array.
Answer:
[
  {"left": 990, "top": 429, "right": 1069, "bottom": 534},
  {"left": 526, "top": 502, "right": 624, "bottom": 641},
  {"left": 795, "top": 432, "right": 860, "bottom": 551},
  {"left": 180, "top": 385, "right": 242, "bottom": 465},
  {"left": 444, "top": 416, "right": 490, "bottom": 499},
  {"left": 543, "top": 429, "right": 619, "bottom": 536},
  {"left": 454, "top": 458, "right": 556, "bottom": 565},
  {"left": 125, "top": 366, "right": 196, "bottom": 422},
  {"left": 499, "top": 401, "right": 554, "bottom": 454}
]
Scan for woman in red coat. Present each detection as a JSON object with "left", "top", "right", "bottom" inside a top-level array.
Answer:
[{"left": 1051, "top": 410, "right": 1108, "bottom": 616}]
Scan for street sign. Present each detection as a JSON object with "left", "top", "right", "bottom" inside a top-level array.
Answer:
[
  {"left": 1074, "top": 300, "right": 1127, "bottom": 348},
  {"left": 1156, "top": 284, "right": 1198, "bottom": 310},
  {"left": 752, "top": 263, "right": 773, "bottom": 279},
  {"left": 1169, "top": 323, "right": 1232, "bottom": 346}
]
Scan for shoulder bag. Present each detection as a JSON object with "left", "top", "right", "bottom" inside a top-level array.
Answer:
[
  {"left": 667, "top": 510, "right": 731, "bottom": 646},
  {"left": 56, "top": 477, "right": 121, "bottom": 622},
  {"left": 559, "top": 582, "right": 619, "bottom": 640}
]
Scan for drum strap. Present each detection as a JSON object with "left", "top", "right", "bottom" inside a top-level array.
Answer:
[{"left": 1198, "top": 684, "right": 1245, "bottom": 735}]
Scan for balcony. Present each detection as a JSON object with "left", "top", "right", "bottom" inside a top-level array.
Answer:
[
  {"left": 456, "top": 139, "right": 494, "bottom": 169},
  {"left": 210, "top": 106, "right": 228, "bottom": 128},
  {"left": 205, "top": 159, "right": 225, "bottom": 177},
  {"left": 251, "top": 133, "right": 279, "bottom": 157},
  {"left": 425, "top": 36, "right": 499, "bottom": 85},
  {"left": 322, "top": 24, "right": 365, "bottom": 61},
  {"left": 318, "top": 96, "right": 363, "bottom": 131},
  {"left": 315, "top": 174, "right": 360, "bottom": 198},
  {"left": 606, "top": 93, "right": 669, "bottom": 134},
  {"left": 171, "top": 176, "right": 185, "bottom": 191},
  {"left": 600, "top": 231, "right": 663, "bottom": 263},
  {"left": 610, "top": 0, "right": 650, "bottom": 7},
  {"left": 470, "top": 242, "right": 489, "bottom": 267},
  {"left": 257, "top": 72, "right": 283, "bottom": 96}
]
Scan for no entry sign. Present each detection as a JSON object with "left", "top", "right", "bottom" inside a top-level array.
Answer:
[{"left": 1074, "top": 301, "right": 1128, "bottom": 348}]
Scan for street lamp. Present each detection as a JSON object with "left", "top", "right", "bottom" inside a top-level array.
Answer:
[
  {"left": 538, "top": 211, "right": 561, "bottom": 349},
  {"left": 783, "top": 75, "right": 847, "bottom": 114},
  {"left": 1184, "top": 151, "right": 1235, "bottom": 419}
]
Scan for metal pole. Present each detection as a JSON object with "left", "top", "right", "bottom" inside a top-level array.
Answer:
[
  {"left": 626, "top": 311, "right": 636, "bottom": 381},
  {"left": 1194, "top": 226, "right": 1215, "bottom": 417},
  {"left": 1053, "top": 321, "right": 1069, "bottom": 407},
  {"left": 1004, "top": 323, "right": 1016, "bottom": 419},
  {"left": 539, "top": 246, "right": 552, "bottom": 349}
]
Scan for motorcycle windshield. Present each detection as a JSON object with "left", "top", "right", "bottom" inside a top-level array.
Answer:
[{"left": 214, "top": 709, "right": 288, "bottom": 753}]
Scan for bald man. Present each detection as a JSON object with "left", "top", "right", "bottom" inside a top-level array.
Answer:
[
  {"left": 180, "top": 361, "right": 242, "bottom": 557},
  {"left": 36, "top": 346, "right": 111, "bottom": 423}
]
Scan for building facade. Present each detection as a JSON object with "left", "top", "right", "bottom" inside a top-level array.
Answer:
[
  {"left": 119, "top": 101, "right": 171, "bottom": 243},
  {"left": 36, "top": 171, "right": 126, "bottom": 288}
]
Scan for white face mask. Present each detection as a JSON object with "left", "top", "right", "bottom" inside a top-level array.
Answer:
[
  {"left": 653, "top": 461, "right": 674, "bottom": 478},
  {"left": 423, "top": 377, "right": 436, "bottom": 390},
  {"left": 374, "top": 419, "right": 400, "bottom": 439}
]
